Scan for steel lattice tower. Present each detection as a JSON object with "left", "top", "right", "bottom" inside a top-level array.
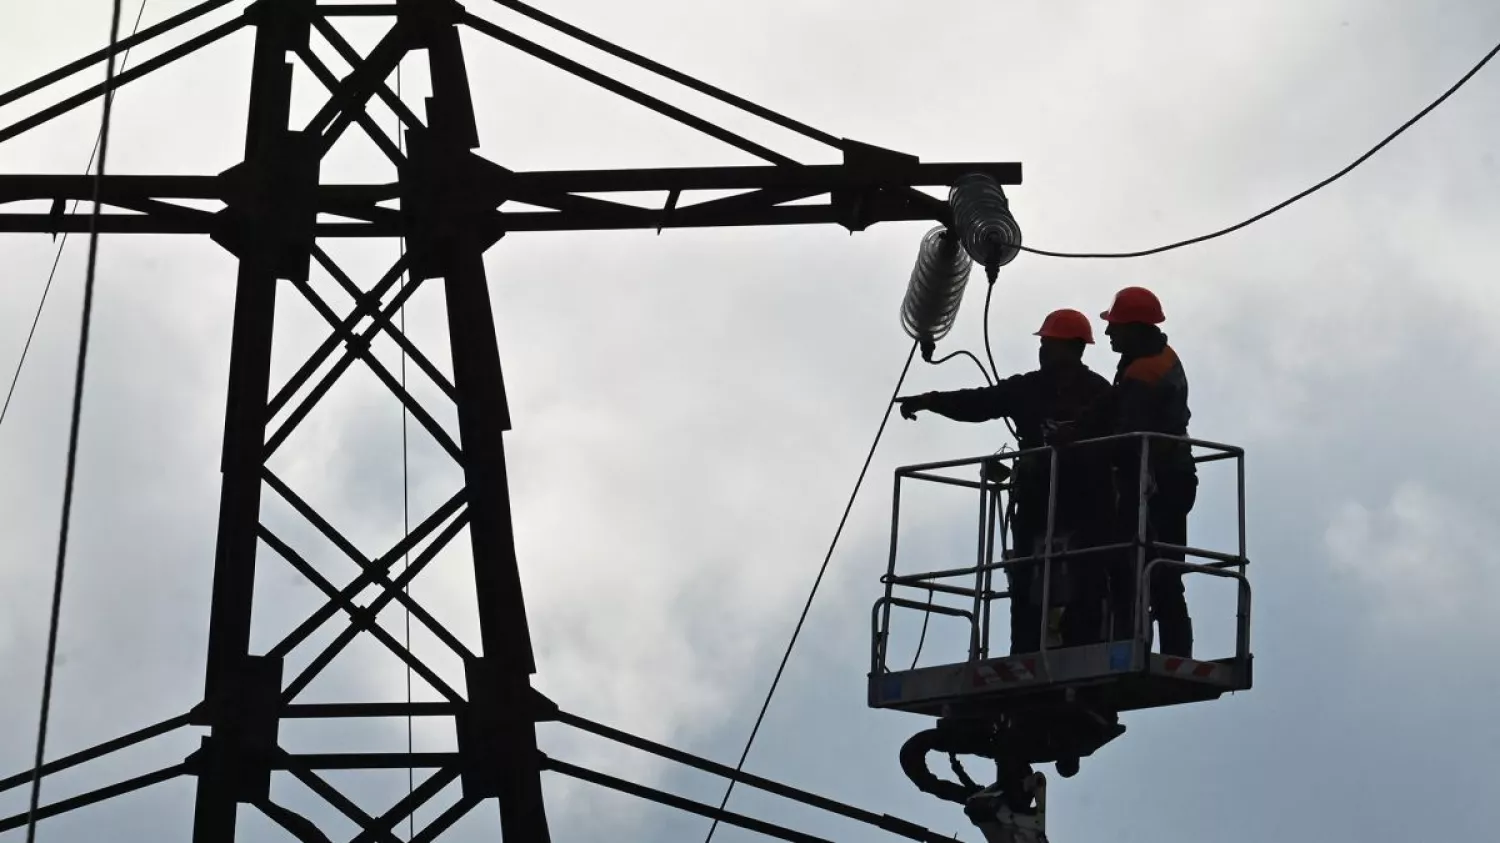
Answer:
[{"left": 0, "top": 1, "right": 1021, "bottom": 839}]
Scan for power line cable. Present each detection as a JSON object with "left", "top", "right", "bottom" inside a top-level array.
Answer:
[
  {"left": 981, "top": 284, "right": 1001, "bottom": 383},
  {"left": 979, "top": 282, "right": 1018, "bottom": 442},
  {"left": 0, "top": 0, "right": 152, "bottom": 434},
  {"left": 27, "top": 2, "right": 125, "bottom": 841},
  {"left": 703, "top": 340, "right": 918, "bottom": 843},
  {"left": 1018, "top": 35, "right": 1500, "bottom": 259}
]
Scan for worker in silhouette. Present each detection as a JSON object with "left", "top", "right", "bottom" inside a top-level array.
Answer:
[
  {"left": 896, "top": 309, "right": 1113, "bottom": 653},
  {"left": 1062, "top": 286, "right": 1198, "bottom": 657}
]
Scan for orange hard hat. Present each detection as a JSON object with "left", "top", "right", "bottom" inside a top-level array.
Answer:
[
  {"left": 1034, "top": 308, "right": 1094, "bottom": 343},
  {"left": 1100, "top": 286, "right": 1165, "bottom": 324}
]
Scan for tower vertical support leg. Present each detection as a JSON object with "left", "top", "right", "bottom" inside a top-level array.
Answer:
[
  {"left": 191, "top": 1, "right": 313, "bottom": 839},
  {"left": 402, "top": 3, "right": 551, "bottom": 839},
  {"left": 446, "top": 245, "right": 549, "bottom": 838}
]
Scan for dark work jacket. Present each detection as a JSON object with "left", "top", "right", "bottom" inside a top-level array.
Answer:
[
  {"left": 1081, "top": 332, "right": 1195, "bottom": 479},
  {"left": 919, "top": 364, "right": 1113, "bottom": 538}
]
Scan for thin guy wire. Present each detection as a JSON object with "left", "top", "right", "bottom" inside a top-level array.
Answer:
[
  {"left": 704, "top": 341, "right": 919, "bottom": 843},
  {"left": 0, "top": 0, "right": 152, "bottom": 434},
  {"left": 27, "top": 1, "right": 124, "bottom": 840},
  {"left": 396, "top": 59, "right": 416, "bottom": 843}
]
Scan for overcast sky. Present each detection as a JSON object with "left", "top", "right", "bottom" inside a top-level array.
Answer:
[{"left": 2, "top": 1, "right": 1499, "bottom": 841}]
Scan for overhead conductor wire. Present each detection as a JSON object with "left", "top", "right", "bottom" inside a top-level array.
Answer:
[
  {"left": 1018, "top": 34, "right": 1500, "bottom": 259},
  {"left": 0, "top": 0, "right": 152, "bottom": 434},
  {"left": 27, "top": 1, "right": 126, "bottom": 841}
]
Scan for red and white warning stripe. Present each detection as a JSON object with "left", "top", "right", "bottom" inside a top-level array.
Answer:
[
  {"left": 972, "top": 658, "right": 1038, "bottom": 687},
  {"left": 1160, "top": 656, "right": 1219, "bottom": 680}
]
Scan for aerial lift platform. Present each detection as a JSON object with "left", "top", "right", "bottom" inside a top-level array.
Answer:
[{"left": 870, "top": 432, "right": 1253, "bottom": 842}]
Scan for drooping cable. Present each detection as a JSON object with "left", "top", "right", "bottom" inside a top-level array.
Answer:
[
  {"left": 1018, "top": 35, "right": 1500, "bottom": 259},
  {"left": 0, "top": 0, "right": 152, "bottom": 435},
  {"left": 979, "top": 282, "right": 1019, "bottom": 443},
  {"left": 27, "top": 2, "right": 125, "bottom": 841},
  {"left": 908, "top": 589, "right": 935, "bottom": 671},
  {"left": 980, "top": 284, "right": 1000, "bottom": 384},
  {"left": 926, "top": 349, "right": 991, "bottom": 386},
  {"left": 395, "top": 60, "right": 415, "bottom": 843},
  {"left": 703, "top": 341, "right": 919, "bottom": 843}
]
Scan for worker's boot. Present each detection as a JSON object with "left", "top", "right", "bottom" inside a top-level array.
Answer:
[{"left": 1158, "top": 617, "right": 1193, "bottom": 658}]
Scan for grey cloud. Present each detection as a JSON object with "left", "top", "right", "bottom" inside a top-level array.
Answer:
[{"left": 4, "top": 0, "right": 1500, "bottom": 841}]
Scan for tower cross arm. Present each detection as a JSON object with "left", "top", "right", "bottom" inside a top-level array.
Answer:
[{"left": 0, "top": 160, "right": 1021, "bottom": 235}]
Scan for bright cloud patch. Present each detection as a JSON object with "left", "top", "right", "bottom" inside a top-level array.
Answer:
[{"left": 1325, "top": 481, "right": 1500, "bottom": 629}]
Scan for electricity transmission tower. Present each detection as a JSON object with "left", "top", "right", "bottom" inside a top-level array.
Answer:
[{"left": 0, "top": 0, "right": 1020, "bottom": 840}]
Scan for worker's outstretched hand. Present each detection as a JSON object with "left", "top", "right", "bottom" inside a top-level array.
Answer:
[{"left": 895, "top": 394, "right": 929, "bottom": 420}]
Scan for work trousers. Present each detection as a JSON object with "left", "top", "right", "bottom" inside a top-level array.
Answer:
[
  {"left": 1006, "top": 514, "right": 1041, "bottom": 655},
  {"left": 1111, "top": 470, "right": 1198, "bottom": 657},
  {"left": 1008, "top": 510, "right": 1109, "bottom": 654}
]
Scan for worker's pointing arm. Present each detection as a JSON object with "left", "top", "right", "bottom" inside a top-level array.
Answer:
[{"left": 896, "top": 375, "right": 1026, "bottom": 422}]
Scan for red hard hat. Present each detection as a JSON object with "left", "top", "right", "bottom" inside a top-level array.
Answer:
[
  {"left": 1034, "top": 308, "right": 1094, "bottom": 344},
  {"left": 1100, "top": 286, "right": 1165, "bottom": 324}
]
